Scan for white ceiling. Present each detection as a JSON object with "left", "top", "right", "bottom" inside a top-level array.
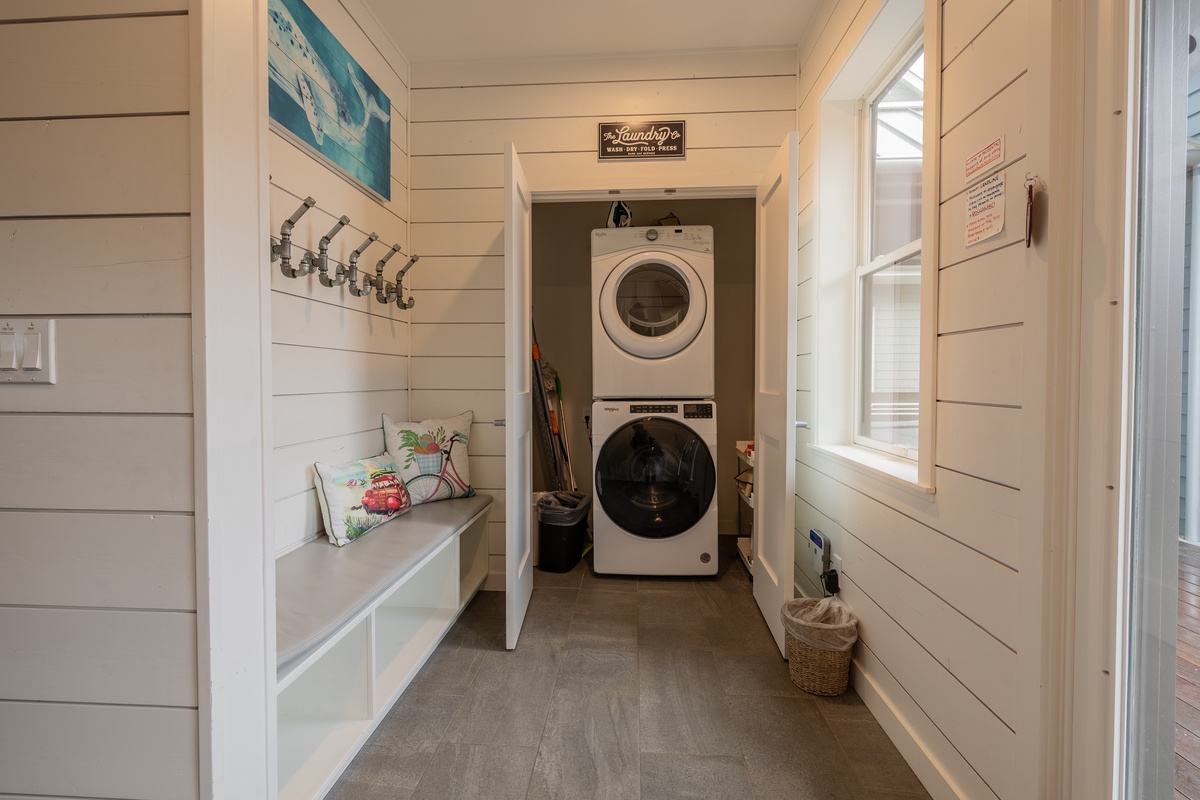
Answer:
[{"left": 363, "top": 0, "right": 823, "bottom": 65}]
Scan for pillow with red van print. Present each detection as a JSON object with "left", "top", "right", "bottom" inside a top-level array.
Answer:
[{"left": 313, "top": 455, "right": 412, "bottom": 546}]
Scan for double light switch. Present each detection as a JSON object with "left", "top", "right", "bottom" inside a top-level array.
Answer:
[{"left": 0, "top": 320, "right": 56, "bottom": 384}]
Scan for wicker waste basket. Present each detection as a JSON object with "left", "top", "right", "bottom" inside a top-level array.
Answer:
[{"left": 780, "top": 597, "right": 859, "bottom": 696}]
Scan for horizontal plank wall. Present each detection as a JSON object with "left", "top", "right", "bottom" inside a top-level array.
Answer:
[
  {"left": 410, "top": 49, "right": 798, "bottom": 585},
  {"left": 0, "top": 5, "right": 200, "bottom": 798},
  {"left": 795, "top": 0, "right": 1052, "bottom": 798},
  {"left": 269, "top": 0, "right": 412, "bottom": 555}
]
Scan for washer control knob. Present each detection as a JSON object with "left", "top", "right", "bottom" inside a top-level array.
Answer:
[{"left": 645, "top": 229, "right": 659, "bottom": 241}]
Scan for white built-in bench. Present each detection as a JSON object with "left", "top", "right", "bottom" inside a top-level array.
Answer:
[{"left": 275, "top": 494, "right": 493, "bottom": 800}]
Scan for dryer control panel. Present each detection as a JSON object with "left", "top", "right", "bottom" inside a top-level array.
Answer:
[
  {"left": 630, "top": 404, "right": 678, "bottom": 414},
  {"left": 683, "top": 403, "right": 713, "bottom": 419}
]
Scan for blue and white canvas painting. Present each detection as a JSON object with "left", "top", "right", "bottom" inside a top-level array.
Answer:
[{"left": 268, "top": 0, "right": 391, "bottom": 200}]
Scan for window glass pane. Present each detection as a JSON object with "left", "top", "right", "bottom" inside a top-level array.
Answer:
[
  {"left": 859, "top": 253, "right": 921, "bottom": 451},
  {"left": 871, "top": 50, "right": 924, "bottom": 260},
  {"left": 615, "top": 263, "right": 690, "bottom": 337}
]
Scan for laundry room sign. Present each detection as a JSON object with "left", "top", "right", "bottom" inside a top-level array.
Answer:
[{"left": 599, "top": 121, "right": 686, "bottom": 160}]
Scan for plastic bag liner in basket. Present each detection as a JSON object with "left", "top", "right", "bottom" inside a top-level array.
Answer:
[{"left": 780, "top": 597, "right": 859, "bottom": 695}]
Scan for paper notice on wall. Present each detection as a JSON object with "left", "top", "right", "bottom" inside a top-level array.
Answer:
[
  {"left": 966, "top": 172, "right": 1005, "bottom": 247},
  {"left": 965, "top": 136, "right": 1004, "bottom": 181}
]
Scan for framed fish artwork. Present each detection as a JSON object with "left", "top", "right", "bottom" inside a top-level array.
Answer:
[{"left": 267, "top": 0, "right": 392, "bottom": 201}]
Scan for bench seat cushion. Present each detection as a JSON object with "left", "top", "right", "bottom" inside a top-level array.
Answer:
[{"left": 276, "top": 493, "right": 493, "bottom": 679}]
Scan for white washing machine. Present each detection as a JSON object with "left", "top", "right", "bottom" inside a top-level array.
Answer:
[
  {"left": 591, "top": 400, "right": 718, "bottom": 576},
  {"left": 592, "top": 226, "right": 715, "bottom": 399}
]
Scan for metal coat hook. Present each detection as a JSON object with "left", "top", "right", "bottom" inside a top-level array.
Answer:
[
  {"left": 315, "top": 216, "right": 351, "bottom": 287},
  {"left": 343, "top": 232, "right": 379, "bottom": 296},
  {"left": 273, "top": 197, "right": 317, "bottom": 277},
  {"left": 393, "top": 254, "right": 419, "bottom": 310},
  {"left": 374, "top": 244, "right": 403, "bottom": 304}
]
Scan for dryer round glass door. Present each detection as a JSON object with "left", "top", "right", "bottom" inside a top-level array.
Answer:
[
  {"left": 595, "top": 417, "right": 716, "bottom": 539},
  {"left": 598, "top": 252, "right": 707, "bottom": 359}
]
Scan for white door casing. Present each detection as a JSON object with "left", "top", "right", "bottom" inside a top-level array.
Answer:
[
  {"left": 753, "top": 133, "right": 800, "bottom": 656},
  {"left": 504, "top": 143, "right": 534, "bottom": 650}
]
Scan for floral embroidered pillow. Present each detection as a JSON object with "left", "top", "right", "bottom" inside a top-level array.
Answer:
[
  {"left": 382, "top": 411, "right": 475, "bottom": 505},
  {"left": 313, "top": 455, "right": 412, "bottom": 546}
]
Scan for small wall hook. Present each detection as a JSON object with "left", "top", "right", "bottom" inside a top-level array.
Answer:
[
  {"left": 343, "top": 232, "right": 379, "bottom": 296},
  {"left": 315, "top": 216, "right": 351, "bottom": 287},
  {"left": 373, "top": 244, "right": 403, "bottom": 304},
  {"left": 274, "top": 196, "right": 317, "bottom": 277},
  {"left": 393, "top": 254, "right": 419, "bottom": 310}
]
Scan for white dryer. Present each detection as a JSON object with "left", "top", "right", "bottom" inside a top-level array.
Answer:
[
  {"left": 591, "top": 400, "right": 718, "bottom": 576},
  {"left": 592, "top": 226, "right": 715, "bottom": 399}
]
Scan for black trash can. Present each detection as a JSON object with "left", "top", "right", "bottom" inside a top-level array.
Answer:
[{"left": 537, "top": 491, "right": 591, "bottom": 573}]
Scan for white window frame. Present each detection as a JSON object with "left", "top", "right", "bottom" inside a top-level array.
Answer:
[{"left": 811, "top": 0, "right": 937, "bottom": 496}]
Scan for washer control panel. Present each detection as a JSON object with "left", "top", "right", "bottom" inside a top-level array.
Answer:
[
  {"left": 630, "top": 404, "right": 678, "bottom": 414},
  {"left": 683, "top": 403, "right": 713, "bottom": 419}
]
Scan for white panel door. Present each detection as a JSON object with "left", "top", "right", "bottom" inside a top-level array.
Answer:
[
  {"left": 504, "top": 142, "right": 534, "bottom": 650},
  {"left": 753, "top": 132, "right": 799, "bottom": 656}
]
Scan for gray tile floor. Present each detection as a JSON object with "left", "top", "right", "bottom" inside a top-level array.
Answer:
[{"left": 328, "top": 536, "right": 932, "bottom": 800}]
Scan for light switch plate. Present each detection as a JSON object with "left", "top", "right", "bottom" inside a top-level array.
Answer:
[{"left": 2, "top": 320, "right": 56, "bottom": 384}]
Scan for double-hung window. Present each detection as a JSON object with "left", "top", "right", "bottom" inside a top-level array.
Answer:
[{"left": 855, "top": 44, "right": 924, "bottom": 459}]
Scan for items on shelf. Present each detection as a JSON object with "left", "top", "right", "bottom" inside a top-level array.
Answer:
[{"left": 270, "top": 195, "right": 418, "bottom": 310}]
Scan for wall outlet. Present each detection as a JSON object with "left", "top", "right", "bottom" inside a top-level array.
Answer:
[{"left": 832, "top": 554, "right": 843, "bottom": 576}]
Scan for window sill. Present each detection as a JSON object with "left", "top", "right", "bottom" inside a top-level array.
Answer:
[{"left": 807, "top": 443, "right": 935, "bottom": 500}]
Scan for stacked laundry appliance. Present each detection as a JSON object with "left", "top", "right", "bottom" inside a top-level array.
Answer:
[{"left": 590, "top": 226, "right": 719, "bottom": 575}]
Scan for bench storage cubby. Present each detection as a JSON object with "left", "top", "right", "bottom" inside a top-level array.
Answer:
[{"left": 275, "top": 494, "right": 493, "bottom": 799}]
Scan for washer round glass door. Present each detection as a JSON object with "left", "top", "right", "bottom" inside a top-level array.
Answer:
[
  {"left": 598, "top": 252, "right": 707, "bottom": 359},
  {"left": 595, "top": 417, "right": 716, "bottom": 539}
]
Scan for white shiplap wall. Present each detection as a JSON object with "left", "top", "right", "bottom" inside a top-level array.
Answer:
[
  {"left": 410, "top": 49, "right": 797, "bottom": 583},
  {"left": 796, "top": 0, "right": 1052, "bottom": 798},
  {"left": 269, "top": 0, "right": 412, "bottom": 555},
  {"left": 0, "top": 3, "right": 200, "bottom": 798}
]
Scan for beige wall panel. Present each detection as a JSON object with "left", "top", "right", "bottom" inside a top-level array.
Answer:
[
  {"left": 937, "top": 243, "right": 1025, "bottom": 333},
  {"left": 797, "top": 240, "right": 814, "bottom": 287},
  {"left": 798, "top": 124, "right": 815, "bottom": 174},
  {"left": 935, "top": 402, "right": 1022, "bottom": 489},
  {"left": 468, "top": 455, "right": 505, "bottom": 490},
  {"left": 273, "top": 429, "right": 386, "bottom": 500},
  {"left": 410, "top": 110, "right": 797, "bottom": 157},
  {"left": 0, "top": 512, "right": 195, "bottom": 609},
  {"left": 0, "top": 16, "right": 188, "bottom": 118},
  {"left": 412, "top": 48, "right": 798, "bottom": 89},
  {"left": 842, "top": 582, "right": 1015, "bottom": 798},
  {"left": 414, "top": 76, "right": 796, "bottom": 122},
  {"left": 942, "top": 0, "right": 1014, "bottom": 67},
  {"left": 412, "top": 222, "right": 504, "bottom": 257},
  {"left": 0, "top": 1, "right": 186, "bottom": 18},
  {"left": 930, "top": 466, "right": 1020, "bottom": 569},
  {"left": 0, "top": 317, "right": 191, "bottom": 413},
  {"left": 269, "top": 276, "right": 411, "bottom": 328},
  {"left": 488, "top": 520, "right": 505, "bottom": 556},
  {"left": 412, "top": 289, "right": 504, "bottom": 325},
  {"left": 409, "top": 322, "right": 505, "bottom": 357},
  {"left": 797, "top": 315, "right": 813, "bottom": 355},
  {"left": 0, "top": 415, "right": 193, "bottom": 511},
  {"left": 940, "top": 0, "right": 1027, "bottom": 134},
  {"left": 275, "top": 489, "right": 322, "bottom": 554},
  {"left": 0, "top": 116, "right": 189, "bottom": 216},
  {"left": 939, "top": 74, "right": 1027, "bottom": 198},
  {"left": 411, "top": 190, "right": 503, "bottom": 223},
  {"left": 0, "top": 701, "right": 199, "bottom": 799},
  {"left": 409, "top": 256, "right": 505, "bottom": 291},
  {"left": 796, "top": 276, "right": 814, "bottom": 319},
  {"left": 269, "top": 142, "right": 408, "bottom": 244},
  {"left": 838, "top": 530, "right": 1017, "bottom": 725},
  {"left": 272, "top": 292, "right": 409, "bottom": 354},
  {"left": 796, "top": 167, "right": 814, "bottom": 217},
  {"left": 1, "top": 218, "right": 190, "bottom": 316},
  {"left": 796, "top": 353, "right": 813, "bottom": 393},
  {"left": 411, "top": 356, "right": 505, "bottom": 390},
  {"left": 938, "top": 174, "right": 1028, "bottom": 268},
  {"left": 936, "top": 327, "right": 1023, "bottom": 407},
  {"left": 412, "top": 149, "right": 777, "bottom": 192},
  {"left": 797, "top": 203, "right": 814, "bottom": 249},
  {"left": 271, "top": 345, "right": 407, "bottom": 396},
  {"left": 0, "top": 608, "right": 196, "bottom": 707},
  {"left": 797, "top": 460, "right": 1018, "bottom": 645},
  {"left": 273, "top": 389, "right": 407, "bottom": 449},
  {"left": 797, "top": 389, "right": 813, "bottom": 432},
  {"left": 409, "top": 389, "right": 504, "bottom": 426},
  {"left": 467, "top": 422, "right": 504, "bottom": 457}
]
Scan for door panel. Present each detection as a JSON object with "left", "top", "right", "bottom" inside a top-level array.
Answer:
[
  {"left": 753, "top": 132, "right": 799, "bottom": 656},
  {"left": 504, "top": 143, "right": 533, "bottom": 650}
]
